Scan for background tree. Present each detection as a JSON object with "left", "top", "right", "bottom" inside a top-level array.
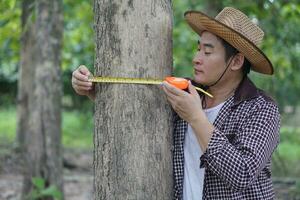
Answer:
[
  {"left": 93, "top": 0, "right": 173, "bottom": 199},
  {"left": 16, "top": 0, "right": 35, "bottom": 150},
  {"left": 16, "top": 0, "right": 64, "bottom": 198}
]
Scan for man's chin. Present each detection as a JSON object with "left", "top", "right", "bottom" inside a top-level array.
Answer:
[{"left": 193, "top": 76, "right": 206, "bottom": 85}]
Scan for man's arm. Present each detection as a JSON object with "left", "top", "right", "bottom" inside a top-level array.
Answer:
[{"left": 199, "top": 101, "right": 280, "bottom": 191}]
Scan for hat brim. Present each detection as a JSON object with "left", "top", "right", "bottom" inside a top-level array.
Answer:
[{"left": 184, "top": 11, "right": 273, "bottom": 75}]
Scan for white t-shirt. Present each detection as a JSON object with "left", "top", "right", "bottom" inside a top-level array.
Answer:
[{"left": 183, "top": 102, "right": 225, "bottom": 200}]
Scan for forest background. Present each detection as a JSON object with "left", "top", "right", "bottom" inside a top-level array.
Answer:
[{"left": 0, "top": 0, "right": 299, "bottom": 198}]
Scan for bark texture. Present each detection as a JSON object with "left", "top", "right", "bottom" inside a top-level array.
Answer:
[
  {"left": 18, "top": 0, "right": 64, "bottom": 199},
  {"left": 93, "top": 0, "right": 173, "bottom": 199},
  {"left": 17, "top": 0, "right": 35, "bottom": 152}
]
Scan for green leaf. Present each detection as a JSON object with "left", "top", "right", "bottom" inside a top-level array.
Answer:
[
  {"left": 8, "top": 0, "right": 16, "bottom": 9},
  {"left": 31, "top": 177, "right": 45, "bottom": 190},
  {"left": 40, "top": 185, "right": 62, "bottom": 200}
]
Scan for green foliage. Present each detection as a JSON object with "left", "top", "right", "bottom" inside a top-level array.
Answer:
[
  {"left": 27, "top": 177, "right": 62, "bottom": 200},
  {"left": 277, "top": 127, "right": 300, "bottom": 162},
  {"left": 0, "top": 0, "right": 94, "bottom": 108},
  {"left": 0, "top": 0, "right": 21, "bottom": 83},
  {"left": 252, "top": 0, "right": 300, "bottom": 110},
  {"left": 172, "top": 0, "right": 204, "bottom": 77},
  {"left": 0, "top": 107, "right": 16, "bottom": 143},
  {"left": 62, "top": 0, "right": 94, "bottom": 72},
  {"left": 62, "top": 109, "right": 93, "bottom": 149},
  {"left": 272, "top": 126, "right": 300, "bottom": 177}
]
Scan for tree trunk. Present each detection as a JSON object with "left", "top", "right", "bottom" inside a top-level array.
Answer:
[
  {"left": 93, "top": 0, "right": 173, "bottom": 199},
  {"left": 17, "top": 0, "right": 35, "bottom": 152},
  {"left": 18, "top": 0, "right": 64, "bottom": 199}
]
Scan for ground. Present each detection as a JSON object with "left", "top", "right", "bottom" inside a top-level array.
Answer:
[
  {"left": 0, "top": 144, "right": 299, "bottom": 200},
  {"left": 0, "top": 146, "right": 93, "bottom": 200}
]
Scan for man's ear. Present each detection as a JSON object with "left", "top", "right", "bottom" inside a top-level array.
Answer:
[{"left": 231, "top": 53, "right": 244, "bottom": 71}]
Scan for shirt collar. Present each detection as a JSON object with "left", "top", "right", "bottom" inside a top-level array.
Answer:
[
  {"left": 233, "top": 76, "right": 260, "bottom": 106},
  {"left": 190, "top": 76, "right": 260, "bottom": 107}
]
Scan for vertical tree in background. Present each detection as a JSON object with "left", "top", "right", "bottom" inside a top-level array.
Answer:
[
  {"left": 203, "top": 0, "right": 223, "bottom": 16},
  {"left": 93, "top": 0, "right": 173, "bottom": 199},
  {"left": 17, "top": 0, "right": 35, "bottom": 152},
  {"left": 17, "top": 0, "right": 64, "bottom": 198}
]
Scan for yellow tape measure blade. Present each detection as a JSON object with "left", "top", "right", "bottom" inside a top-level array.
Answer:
[
  {"left": 88, "top": 76, "right": 213, "bottom": 98},
  {"left": 194, "top": 86, "right": 213, "bottom": 98},
  {"left": 88, "top": 76, "right": 162, "bottom": 85}
]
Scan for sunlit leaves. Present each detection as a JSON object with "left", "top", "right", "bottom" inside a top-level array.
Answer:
[
  {"left": 0, "top": 0, "right": 21, "bottom": 82},
  {"left": 62, "top": 0, "right": 94, "bottom": 72}
]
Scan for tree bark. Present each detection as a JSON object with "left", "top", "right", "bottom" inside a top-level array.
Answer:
[
  {"left": 18, "top": 0, "right": 64, "bottom": 199},
  {"left": 93, "top": 0, "right": 173, "bottom": 199},
  {"left": 17, "top": 0, "right": 35, "bottom": 152}
]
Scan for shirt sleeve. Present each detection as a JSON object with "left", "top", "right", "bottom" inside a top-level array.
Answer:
[{"left": 199, "top": 101, "right": 280, "bottom": 191}]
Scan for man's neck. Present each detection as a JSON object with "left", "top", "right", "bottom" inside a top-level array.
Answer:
[{"left": 205, "top": 76, "right": 243, "bottom": 108}]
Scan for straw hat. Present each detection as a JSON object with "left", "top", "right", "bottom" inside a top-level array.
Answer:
[{"left": 184, "top": 7, "right": 273, "bottom": 75}]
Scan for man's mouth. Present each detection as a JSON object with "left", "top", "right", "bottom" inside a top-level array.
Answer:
[{"left": 194, "top": 68, "right": 203, "bottom": 74}]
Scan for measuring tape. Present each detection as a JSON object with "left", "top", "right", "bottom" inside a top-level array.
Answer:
[{"left": 88, "top": 76, "right": 213, "bottom": 98}]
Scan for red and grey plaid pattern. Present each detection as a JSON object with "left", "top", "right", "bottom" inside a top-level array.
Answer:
[{"left": 173, "top": 77, "right": 280, "bottom": 199}]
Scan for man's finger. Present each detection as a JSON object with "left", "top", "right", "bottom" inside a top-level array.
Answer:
[
  {"left": 72, "top": 77, "right": 93, "bottom": 87},
  {"left": 78, "top": 65, "right": 91, "bottom": 76},
  {"left": 165, "top": 92, "right": 177, "bottom": 104},
  {"left": 162, "top": 84, "right": 178, "bottom": 100},
  {"left": 75, "top": 85, "right": 93, "bottom": 91},
  {"left": 163, "top": 81, "right": 186, "bottom": 96},
  {"left": 73, "top": 70, "right": 89, "bottom": 81}
]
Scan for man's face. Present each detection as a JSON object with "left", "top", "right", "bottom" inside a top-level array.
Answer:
[{"left": 193, "top": 31, "right": 227, "bottom": 86}]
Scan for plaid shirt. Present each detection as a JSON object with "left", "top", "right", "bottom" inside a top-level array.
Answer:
[{"left": 173, "top": 77, "right": 280, "bottom": 200}]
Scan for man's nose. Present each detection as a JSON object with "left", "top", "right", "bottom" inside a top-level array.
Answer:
[{"left": 193, "top": 52, "right": 203, "bottom": 65}]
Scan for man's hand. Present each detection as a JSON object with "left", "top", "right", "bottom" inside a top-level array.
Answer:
[
  {"left": 71, "top": 65, "right": 95, "bottom": 101},
  {"left": 162, "top": 80, "right": 203, "bottom": 124},
  {"left": 162, "top": 80, "right": 214, "bottom": 151}
]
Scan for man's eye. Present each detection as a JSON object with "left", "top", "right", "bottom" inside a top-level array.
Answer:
[{"left": 205, "top": 52, "right": 211, "bottom": 55}]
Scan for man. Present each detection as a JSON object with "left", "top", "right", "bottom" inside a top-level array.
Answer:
[{"left": 72, "top": 7, "right": 280, "bottom": 200}]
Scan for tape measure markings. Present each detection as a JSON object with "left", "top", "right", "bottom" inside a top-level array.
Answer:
[
  {"left": 88, "top": 76, "right": 213, "bottom": 98},
  {"left": 89, "top": 76, "right": 162, "bottom": 85}
]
